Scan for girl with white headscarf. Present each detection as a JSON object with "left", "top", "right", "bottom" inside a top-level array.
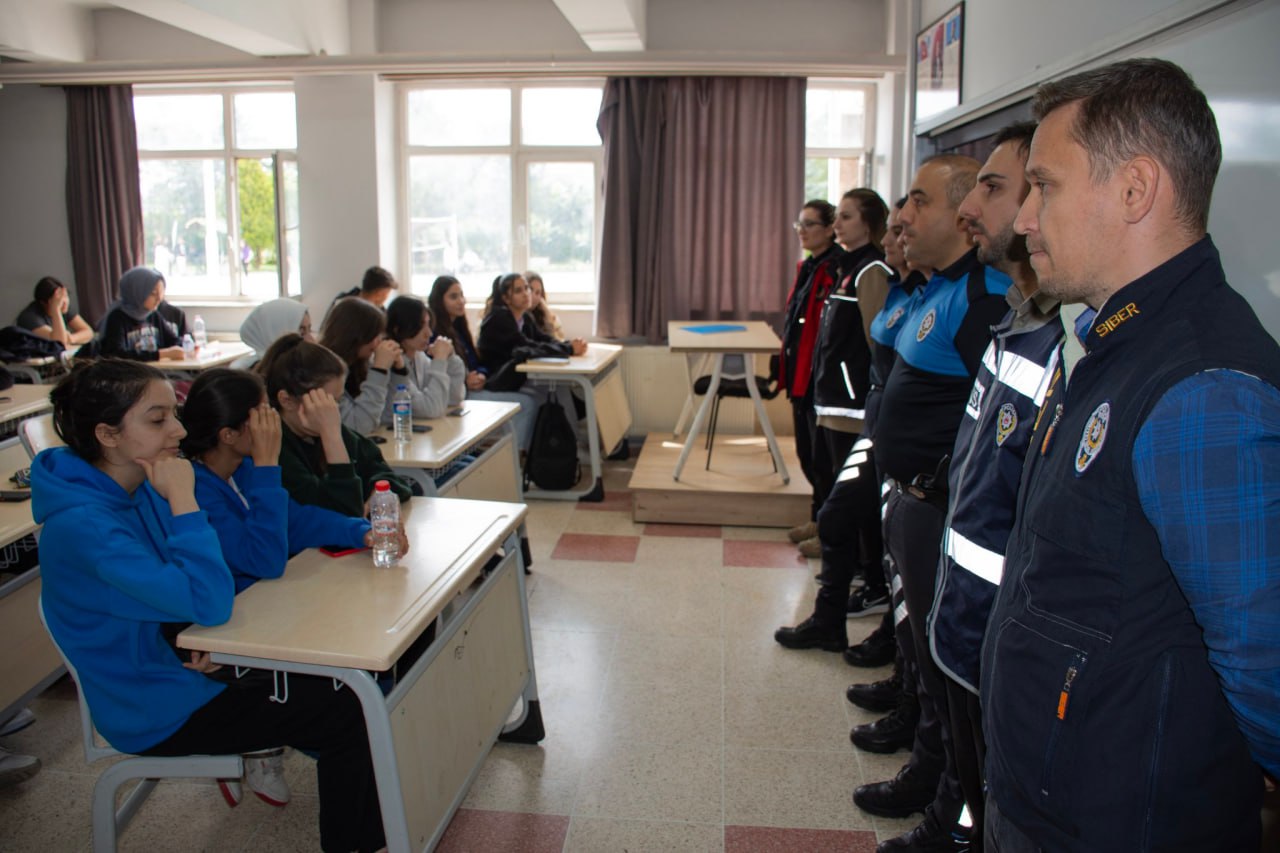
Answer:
[{"left": 233, "top": 299, "right": 314, "bottom": 370}]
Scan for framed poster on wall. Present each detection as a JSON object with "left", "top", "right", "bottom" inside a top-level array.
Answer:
[{"left": 915, "top": 2, "right": 964, "bottom": 122}]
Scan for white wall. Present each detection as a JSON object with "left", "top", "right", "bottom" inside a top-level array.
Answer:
[{"left": 0, "top": 85, "right": 75, "bottom": 324}]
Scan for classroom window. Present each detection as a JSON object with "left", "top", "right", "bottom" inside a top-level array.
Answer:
[
  {"left": 403, "top": 82, "right": 604, "bottom": 303},
  {"left": 805, "top": 83, "right": 875, "bottom": 204},
  {"left": 134, "top": 86, "right": 299, "bottom": 300}
]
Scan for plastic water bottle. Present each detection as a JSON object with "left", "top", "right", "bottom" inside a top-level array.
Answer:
[
  {"left": 192, "top": 314, "right": 207, "bottom": 349},
  {"left": 370, "top": 480, "right": 400, "bottom": 568},
  {"left": 181, "top": 333, "right": 195, "bottom": 360},
  {"left": 392, "top": 384, "right": 412, "bottom": 443}
]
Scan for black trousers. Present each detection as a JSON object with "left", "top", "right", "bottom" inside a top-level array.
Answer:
[
  {"left": 814, "top": 437, "right": 886, "bottom": 627},
  {"left": 883, "top": 485, "right": 963, "bottom": 822},
  {"left": 790, "top": 398, "right": 819, "bottom": 519},
  {"left": 946, "top": 677, "right": 986, "bottom": 851},
  {"left": 142, "top": 675, "right": 385, "bottom": 853},
  {"left": 811, "top": 426, "right": 857, "bottom": 512}
]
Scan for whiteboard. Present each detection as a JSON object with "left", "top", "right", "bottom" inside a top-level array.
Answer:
[{"left": 1134, "top": 1, "right": 1280, "bottom": 336}]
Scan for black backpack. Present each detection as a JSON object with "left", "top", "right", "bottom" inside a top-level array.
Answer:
[{"left": 525, "top": 393, "right": 580, "bottom": 491}]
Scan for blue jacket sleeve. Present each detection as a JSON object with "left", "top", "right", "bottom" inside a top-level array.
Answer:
[
  {"left": 200, "top": 463, "right": 291, "bottom": 592},
  {"left": 1133, "top": 370, "right": 1280, "bottom": 778},
  {"left": 286, "top": 496, "right": 370, "bottom": 552},
  {"left": 57, "top": 505, "right": 234, "bottom": 625}
]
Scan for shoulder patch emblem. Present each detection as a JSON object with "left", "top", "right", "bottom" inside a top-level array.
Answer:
[
  {"left": 886, "top": 306, "right": 905, "bottom": 329},
  {"left": 995, "top": 402, "right": 1018, "bottom": 446},
  {"left": 916, "top": 308, "right": 937, "bottom": 342},
  {"left": 1075, "top": 401, "right": 1110, "bottom": 474}
]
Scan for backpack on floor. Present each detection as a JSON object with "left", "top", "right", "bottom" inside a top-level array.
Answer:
[{"left": 525, "top": 393, "right": 580, "bottom": 491}]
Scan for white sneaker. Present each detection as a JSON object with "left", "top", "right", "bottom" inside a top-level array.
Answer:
[
  {"left": 217, "top": 778, "right": 243, "bottom": 807},
  {"left": 0, "top": 746, "right": 41, "bottom": 788},
  {"left": 0, "top": 708, "right": 35, "bottom": 737},
  {"left": 245, "top": 749, "right": 290, "bottom": 807}
]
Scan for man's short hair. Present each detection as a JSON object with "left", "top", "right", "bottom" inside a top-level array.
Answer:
[
  {"left": 922, "top": 154, "right": 980, "bottom": 208},
  {"left": 992, "top": 121, "right": 1037, "bottom": 160},
  {"left": 1032, "top": 58, "right": 1220, "bottom": 232}
]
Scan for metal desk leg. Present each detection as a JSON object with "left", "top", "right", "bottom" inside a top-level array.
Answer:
[
  {"left": 744, "top": 357, "right": 790, "bottom": 484},
  {"left": 497, "top": 529, "right": 544, "bottom": 743},
  {"left": 672, "top": 353, "right": 712, "bottom": 438},
  {"left": 523, "top": 371, "right": 608, "bottom": 502},
  {"left": 673, "top": 353, "right": 724, "bottom": 481}
]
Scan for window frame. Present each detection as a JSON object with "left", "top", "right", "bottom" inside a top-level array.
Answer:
[
  {"left": 805, "top": 80, "right": 878, "bottom": 202},
  {"left": 134, "top": 83, "right": 297, "bottom": 302},
  {"left": 398, "top": 78, "right": 605, "bottom": 306}
]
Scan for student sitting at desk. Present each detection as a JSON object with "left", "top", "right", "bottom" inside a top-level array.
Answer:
[
  {"left": 429, "top": 275, "right": 538, "bottom": 451},
  {"left": 382, "top": 295, "right": 465, "bottom": 420},
  {"left": 31, "top": 359, "right": 385, "bottom": 852},
  {"left": 231, "top": 298, "right": 314, "bottom": 370},
  {"left": 524, "top": 271, "right": 565, "bottom": 341},
  {"left": 15, "top": 276, "right": 94, "bottom": 346},
  {"left": 320, "top": 297, "right": 405, "bottom": 435},
  {"left": 98, "top": 266, "right": 185, "bottom": 361},
  {"left": 259, "top": 334, "right": 413, "bottom": 516},
  {"left": 477, "top": 272, "right": 586, "bottom": 390}
]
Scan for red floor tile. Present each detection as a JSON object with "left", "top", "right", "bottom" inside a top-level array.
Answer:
[
  {"left": 723, "top": 539, "right": 810, "bottom": 569},
  {"left": 644, "top": 522, "right": 723, "bottom": 538},
  {"left": 724, "top": 825, "right": 879, "bottom": 853},
  {"left": 576, "top": 488, "right": 633, "bottom": 512},
  {"left": 551, "top": 532, "right": 641, "bottom": 562},
  {"left": 436, "top": 809, "right": 570, "bottom": 853}
]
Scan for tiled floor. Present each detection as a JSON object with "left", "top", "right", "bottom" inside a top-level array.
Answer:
[{"left": 0, "top": 457, "right": 905, "bottom": 852}]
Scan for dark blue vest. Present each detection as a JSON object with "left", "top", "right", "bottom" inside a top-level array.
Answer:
[
  {"left": 929, "top": 301, "right": 1062, "bottom": 694},
  {"left": 980, "top": 239, "right": 1272, "bottom": 852}
]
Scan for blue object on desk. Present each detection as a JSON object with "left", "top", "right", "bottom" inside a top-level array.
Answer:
[{"left": 683, "top": 324, "right": 748, "bottom": 334}]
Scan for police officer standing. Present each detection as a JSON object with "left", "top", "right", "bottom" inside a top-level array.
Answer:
[{"left": 982, "top": 58, "right": 1280, "bottom": 851}]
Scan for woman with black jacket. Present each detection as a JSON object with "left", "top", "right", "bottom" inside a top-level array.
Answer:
[{"left": 477, "top": 273, "right": 586, "bottom": 390}]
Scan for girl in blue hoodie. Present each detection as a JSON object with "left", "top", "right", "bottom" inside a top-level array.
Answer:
[{"left": 32, "top": 359, "right": 385, "bottom": 852}]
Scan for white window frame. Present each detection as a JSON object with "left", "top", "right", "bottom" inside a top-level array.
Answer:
[
  {"left": 805, "top": 80, "right": 878, "bottom": 200},
  {"left": 134, "top": 83, "right": 297, "bottom": 302},
  {"left": 398, "top": 79, "right": 605, "bottom": 306}
]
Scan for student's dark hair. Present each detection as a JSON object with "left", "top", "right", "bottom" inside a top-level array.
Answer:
[
  {"left": 34, "top": 276, "right": 65, "bottom": 304},
  {"left": 523, "top": 270, "right": 552, "bottom": 332},
  {"left": 259, "top": 334, "right": 347, "bottom": 409},
  {"left": 802, "top": 199, "right": 837, "bottom": 227},
  {"left": 50, "top": 359, "right": 164, "bottom": 463},
  {"left": 921, "top": 154, "right": 980, "bottom": 207},
  {"left": 484, "top": 273, "right": 525, "bottom": 319},
  {"left": 179, "top": 369, "right": 266, "bottom": 458},
  {"left": 427, "top": 275, "right": 477, "bottom": 356},
  {"left": 319, "top": 297, "right": 386, "bottom": 398},
  {"left": 1031, "top": 57, "right": 1219, "bottom": 232},
  {"left": 992, "top": 121, "right": 1038, "bottom": 159},
  {"left": 360, "top": 265, "right": 398, "bottom": 295},
  {"left": 841, "top": 188, "right": 890, "bottom": 248},
  {"left": 385, "top": 295, "right": 429, "bottom": 344}
]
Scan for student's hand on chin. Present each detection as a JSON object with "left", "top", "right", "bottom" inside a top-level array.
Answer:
[{"left": 137, "top": 455, "right": 195, "bottom": 503}]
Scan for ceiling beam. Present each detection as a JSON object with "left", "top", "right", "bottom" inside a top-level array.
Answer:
[
  {"left": 551, "top": 0, "right": 646, "bottom": 52},
  {"left": 106, "top": 0, "right": 344, "bottom": 57},
  {"left": 0, "top": 0, "right": 94, "bottom": 62}
]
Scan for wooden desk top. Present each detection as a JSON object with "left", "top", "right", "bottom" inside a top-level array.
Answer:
[
  {"left": 667, "top": 321, "right": 781, "bottom": 354},
  {"left": 179, "top": 497, "right": 527, "bottom": 670},
  {"left": 0, "top": 442, "right": 38, "bottom": 547},
  {"left": 152, "top": 341, "right": 254, "bottom": 372},
  {"left": 377, "top": 400, "right": 520, "bottom": 468},
  {"left": 516, "top": 343, "right": 622, "bottom": 376},
  {"left": 0, "top": 385, "right": 52, "bottom": 424}
]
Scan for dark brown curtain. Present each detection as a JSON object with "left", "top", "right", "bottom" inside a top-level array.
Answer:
[
  {"left": 65, "top": 85, "right": 144, "bottom": 326},
  {"left": 596, "top": 77, "right": 805, "bottom": 342}
]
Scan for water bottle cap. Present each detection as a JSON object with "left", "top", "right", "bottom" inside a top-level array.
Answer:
[
  {"left": 396, "top": 384, "right": 407, "bottom": 391},
  {"left": 374, "top": 480, "right": 390, "bottom": 491}
]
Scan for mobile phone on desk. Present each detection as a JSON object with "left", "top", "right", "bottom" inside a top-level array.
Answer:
[
  {"left": 412, "top": 423, "right": 431, "bottom": 433},
  {"left": 447, "top": 407, "right": 466, "bottom": 417},
  {"left": 0, "top": 490, "right": 31, "bottom": 502},
  {"left": 319, "top": 544, "right": 367, "bottom": 557}
]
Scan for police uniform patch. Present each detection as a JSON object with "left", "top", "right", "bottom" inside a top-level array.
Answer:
[
  {"left": 995, "top": 402, "right": 1017, "bottom": 446},
  {"left": 1075, "top": 401, "right": 1110, "bottom": 474},
  {"left": 886, "top": 306, "right": 905, "bottom": 329},
  {"left": 916, "top": 308, "right": 937, "bottom": 342}
]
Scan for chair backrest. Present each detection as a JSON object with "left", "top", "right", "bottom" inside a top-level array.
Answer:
[
  {"left": 36, "top": 597, "right": 119, "bottom": 763},
  {"left": 21, "top": 413, "right": 64, "bottom": 460}
]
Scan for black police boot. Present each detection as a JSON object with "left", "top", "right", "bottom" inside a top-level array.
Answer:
[
  {"left": 847, "top": 670, "right": 903, "bottom": 712},
  {"left": 843, "top": 621, "right": 896, "bottom": 667},
  {"left": 850, "top": 692, "right": 918, "bottom": 754},
  {"left": 853, "top": 766, "right": 936, "bottom": 819},
  {"left": 773, "top": 615, "right": 846, "bottom": 651},
  {"left": 876, "top": 806, "right": 971, "bottom": 852}
]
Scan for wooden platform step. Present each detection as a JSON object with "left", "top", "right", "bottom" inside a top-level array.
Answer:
[{"left": 627, "top": 432, "right": 810, "bottom": 528}]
